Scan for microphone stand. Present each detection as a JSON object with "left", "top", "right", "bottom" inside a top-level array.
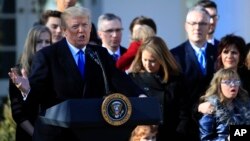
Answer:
[{"left": 86, "top": 48, "right": 111, "bottom": 95}]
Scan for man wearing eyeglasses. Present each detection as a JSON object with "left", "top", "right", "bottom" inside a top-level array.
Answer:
[
  {"left": 170, "top": 6, "right": 217, "bottom": 141},
  {"left": 195, "top": 0, "right": 220, "bottom": 48},
  {"left": 97, "top": 13, "right": 127, "bottom": 61}
]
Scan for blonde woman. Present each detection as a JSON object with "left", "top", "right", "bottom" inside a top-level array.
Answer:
[
  {"left": 199, "top": 68, "right": 250, "bottom": 141},
  {"left": 128, "top": 36, "right": 185, "bottom": 140},
  {"left": 9, "top": 25, "right": 51, "bottom": 141}
]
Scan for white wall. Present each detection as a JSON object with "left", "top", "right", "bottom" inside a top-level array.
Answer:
[
  {"left": 34, "top": 0, "right": 250, "bottom": 48},
  {"left": 0, "top": 0, "right": 39, "bottom": 97},
  {"left": 97, "top": 0, "right": 250, "bottom": 48},
  {"left": 99, "top": 0, "right": 188, "bottom": 49}
]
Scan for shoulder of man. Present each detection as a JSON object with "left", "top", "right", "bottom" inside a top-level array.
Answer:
[
  {"left": 170, "top": 41, "right": 188, "bottom": 54},
  {"left": 120, "top": 46, "right": 127, "bottom": 55}
]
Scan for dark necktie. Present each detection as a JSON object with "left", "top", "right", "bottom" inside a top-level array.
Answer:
[
  {"left": 112, "top": 53, "right": 119, "bottom": 61},
  {"left": 78, "top": 50, "right": 85, "bottom": 78},
  {"left": 197, "top": 49, "right": 206, "bottom": 75}
]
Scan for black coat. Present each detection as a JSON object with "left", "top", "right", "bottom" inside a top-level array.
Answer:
[
  {"left": 238, "top": 66, "right": 250, "bottom": 94},
  {"left": 9, "top": 65, "right": 39, "bottom": 141},
  {"left": 129, "top": 72, "right": 185, "bottom": 141},
  {"left": 27, "top": 38, "right": 143, "bottom": 141},
  {"left": 170, "top": 40, "right": 217, "bottom": 141}
]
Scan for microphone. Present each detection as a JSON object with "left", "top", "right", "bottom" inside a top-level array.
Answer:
[
  {"left": 86, "top": 48, "right": 100, "bottom": 65},
  {"left": 85, "top": 48, "right": 111, "bottom": 95}
]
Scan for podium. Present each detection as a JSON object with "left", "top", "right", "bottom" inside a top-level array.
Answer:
[{"left": 35, "top": 97, "right": 162, "bottom": 141}]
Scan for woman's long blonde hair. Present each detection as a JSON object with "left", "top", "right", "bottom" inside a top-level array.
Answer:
[
  {"left": 20, "top": 25, "right": 51, "bottom": 75},
  {"left": 131, "top": 24, "right": 155, "bottom": 42},
  {"left": 128, "top": 36, "right": 180, "bottom": 83},
  {"left": 200, "top": 68, "right": 249, "bottom": 103}
]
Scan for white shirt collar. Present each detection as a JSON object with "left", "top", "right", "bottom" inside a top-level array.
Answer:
[
  {"left": 66, "top": 40, "right": 86, "bottom": 56},
  {"left": 207, "top": 38, "right": 215, "bottom": 45},
  {"left": 190, "top": 42, "right": 207, "bottom": 54},
  {"left": 102, "top": 45, "right": 121, "bottom": 56}
]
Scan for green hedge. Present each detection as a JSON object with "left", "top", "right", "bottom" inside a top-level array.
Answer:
[{"left": 0, "top": 97, "right": 16, "bottom": 141}]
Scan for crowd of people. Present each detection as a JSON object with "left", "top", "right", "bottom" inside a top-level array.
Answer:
[{"left": 7, "top": 0, "right": 250, "bottom": 141}]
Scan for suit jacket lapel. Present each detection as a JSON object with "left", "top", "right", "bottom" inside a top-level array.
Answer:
[
  {"left": 83, "top": 45, "right": 106, "bottom": 96},
  {"left": 185, "top": 41, "right": 202, "bottom": 72},
  {"left": 120, "top": 46, "right": 127, "bottom": 55},
  {"left": 205, "top": 43, "right": 216, "bottom": 75},
  {"left": 57, "top": 39, "right": 84, "bottom": 86}
]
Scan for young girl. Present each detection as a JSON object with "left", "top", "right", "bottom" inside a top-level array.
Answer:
[{"left": 130, "top": 125, "right": 158, "bottom": 141}]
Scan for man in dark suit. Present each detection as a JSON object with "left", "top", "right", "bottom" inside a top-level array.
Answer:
[
  {"left": 8, "top": 6, "right": 144, "bottom": 141},
  {"left": 97, "top": 13, "right": 127, "bottom": 61},
  {"left": 170, "top": 6, "right": 217, "bottom": 141}
]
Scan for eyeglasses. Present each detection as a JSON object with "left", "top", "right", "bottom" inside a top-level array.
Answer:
[
  {"left": 210, "top": 15, "right": 219, "bottom": 20},
  {"left": 186, "top": 22, "right": 209, "bottom": 27},
  {"left": 221, "top": 80, "right": 241, "bottom": 86},
  {"left": 102, "top": 28, "right": 123, "bottom": 34}
]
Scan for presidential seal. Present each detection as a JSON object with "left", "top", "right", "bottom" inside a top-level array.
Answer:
[{"left": 101, "top": 93, "right": 132, "bottom": 126}]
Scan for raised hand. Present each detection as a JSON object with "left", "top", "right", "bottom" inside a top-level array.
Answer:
[{"left": 8, "top": 68, "right": 30, "bottom": 95}]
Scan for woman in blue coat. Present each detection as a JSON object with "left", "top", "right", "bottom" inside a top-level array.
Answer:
[{"left": 199, "top": 68, "right": 250, "bottom": 141}]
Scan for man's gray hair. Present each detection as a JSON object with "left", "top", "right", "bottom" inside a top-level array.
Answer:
[
  {"left": 186, "top": 5, "right": 211, "bottom": 23},
  {"left": 97, "top": 13, "right": 121, "bottom": 31}
]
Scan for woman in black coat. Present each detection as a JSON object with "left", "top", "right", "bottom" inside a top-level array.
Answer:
[
  {"left": 9, "top": 25, "right": 52, "bottom": 141},
  {"left": 127, "top": 36, "right": 185, "bottom": 141}
]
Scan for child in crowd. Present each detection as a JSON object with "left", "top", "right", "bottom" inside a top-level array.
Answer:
[{"left": 130, "top": 125, "right": 158, "bottom": 141}]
